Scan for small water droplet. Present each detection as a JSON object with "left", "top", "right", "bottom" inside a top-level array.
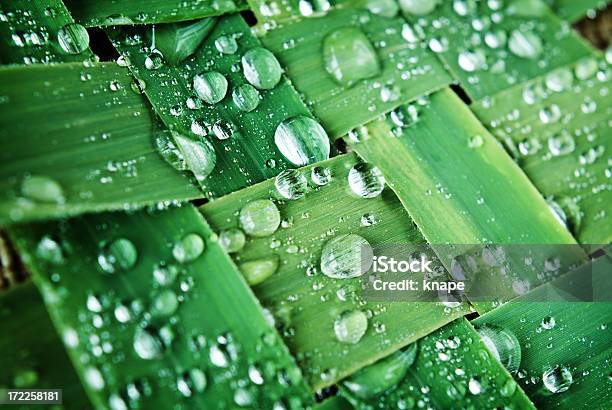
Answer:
[
  {"left": 242, "top": 47, "right": 282, "bottom": 90},
  {"left": 275, "top": 169, "right": 308, "bottom": 200},
  {"left": 98, "top": 238, "right": 137, "bottom": 273},
  {"left": 320, "top": 234, "right": 372, "bottom": 279},
  {"left": 542, "top": 365, "right": 573, "bottom": 393},
  {"left": 508, "top": 30, "right": 542, "bottom": 59},
  {"left": 219, "top": 229, "right": 246, "bottom": 253}
]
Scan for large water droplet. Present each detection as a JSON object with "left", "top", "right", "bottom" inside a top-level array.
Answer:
[
  {"left": 21, "top": 176, "right": 65, "bottom": 204},
  {"left": 476, "top": 325, "right": 521, "bottom": 373},
  {"left": 173, "top": 233, "right": 205, "bottom": 263},
  {"left": 232, "top": 84, "right": 260, "bottom": 112},
  {"left": 239, "top": 199, "right": 281, "bottom": 237},
  {"left": 98, "top": 238, "right": 137, "bottom": 273},
  {"left": 274, "top": 116, "right": 330, "bottom": 166},
  {"left": 323, "top": 27, "right": 381, "bottom": 87},
  {"left": 193, "top": 71, "right": 228, "bottom": 105},
  {"left": 275, "top": 169, "right": 308, "bottom": 200},
  {"left": 334, "top": 310, "right": 368, "bottom": 344},
  {"left": 348, "top": 163, "right": 385, "bottom": 198},
  {"left": 169, "top": 132, "right": 217, "bottom": 182},
  {"left": 320, "top": 233, "right": 372, "bottom": 279},
  {"left": 242, "top": 47, "right": 282, "bottom": 90},
  {"left": 57, "top": 23, "right": 89, "bottom": 54},
  {"left": 215, "top": 35, "right": 238, "bottom": 54},
  {"left": 508, "top": 30, "right": 542, "bottom": 59},
  {"left": 542, "top": 365, "right": 573, "bottom": 393}
]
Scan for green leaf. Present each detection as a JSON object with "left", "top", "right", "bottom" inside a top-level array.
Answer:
[
  {"left": 400, "top": 0, "right": 593, "bottom": 101},
  {"left": 108, "top": 14, "right": 326, "bottom": 198},
  {"left": 340, "top": 318, "right": 536, "bottom": 409},
  {"left": 471, "top": 56, "right": 612, "bottom": 244},
  {"left": 350, "top": 88, "right": 586, "bottom": 312},
  {"left": 152, "top": 18, "right": 218, "bottom": 66},
  {"left": 473, "top": 256, "right": 612, "bottom": 408},
  {"left": 0, "top": 0, "right": 94, "bottom": 65},
  {"left": 259, "top": 6, "right": 452, "bottom": 138},
  {"left": 64, "top": 0, "right": 248, "bottom": 26},
  {"left": 200, "top": 153, "right": 470, "bottom": 389},
  {"left": 10, "top": 205, "right": 313, "bottom": 408},
  {"left": 545, "top": 0, "right": 610, "bottom": 22},
  {"left": 0, "top": 62, "right": 201, "bottom": 225},
  {"left": 0, "top": 283, "right": 89, "bottom": 408}
]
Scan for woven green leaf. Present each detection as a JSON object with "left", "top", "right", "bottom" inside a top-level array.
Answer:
[
  {"left": 108, "top": 14, "right": 326, "bottom": 198},
  {"left": 340, "top": 318, "right": 536, "bottom": 409},
  {"left": 201, "top": 153, "right": 469, "bottom": 389},
  {"left": 10, "top": 205, "right": 313, "bottom": 408},
  {"left": 473, "top": 256, "right": 612, "bottom": 409},
  {"left": 0, "top": 0, "right": 94, "bottom": 65},
  {"left": 351, "top": 88, "right": 586, "bottom": 311},
  {"left": 260, "top": 6, "right": 452, "bottom": 138},
  {"left": 0, "top": 283, "right": 89, "bottom": 408},
  {"left": 64, "top": 0, "right": 248, "bottom": 27},
  {"left": 472, "top": 56, "right": 612, "bottom": 244},
  {"left": 400, "top": 0, "right": 592, "bottom": 101},
  {"left": 0, "top": 63, "right": 201, "bottom": 225}
]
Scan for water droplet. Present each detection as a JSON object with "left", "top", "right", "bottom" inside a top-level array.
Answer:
[
  {"left": 539, "top": 104, "right": 562, "bottom": 124},
  {"left": 144, "top": 50, "right": 164, "bottom": 70},
  {"left": 219, "top": 229, "right": 246, "bottom": 253},
  {"left": 274, "top": 116, "right": 330, "bottom": 166},
  {"left": 320, "top": 234, "right": 372, "bottom": 279},
  {"left": 193, "top": 71, "right": 228, "bottom": 105},
  {"left": 84, "top": 367, "right": 105, "bottom": 390},
  {"left": 545, "top": 68, "right": 573, "bottom": 92},
  {"left": 399, "top": 0, "right": 439, "bottom": 16},
  {"left": 177, "top": 369, "right": 207, "bottom": 396},
  {"left": 334, "top": 310, "right": 368, "bottom": 344},
  {"left": 453, "top": 0, "right": 476, "bottom": 16},
  {"left": 133, "top": 327, "right": 164, "bottom": 360},
  {"left": 173, "top": 233, "right": 205, "bottom": 263},
  {"left": 468, "top": 135, "right": 484, "bottom": 148},
  {"left": 500, "top": 378, "right": 517, "bottom": 397},
  {"left": 36, "top": 236, "right": 64, "bottom": 265},
  {"left": 242, "top": 47, "right": 282, "bottom": 90},
  {"left": 468, "top": 377, "right": 483, "bottom": 395},
  {"left": 574, "top": 57, "right": 598, "bottom": 80},
  {"left": 21, "top": 176, "right": 65, "bottom": 204},
  {"left": 215, "top": 35, "right": 238, "bottom": 54},
  {"left": 153, "top": 263, "right": 179, "bottom": 286},
  {"left": 365, "top": 0, "right": 400, "bottom": 17},
  {"left": 476, "top": 325, "right": 521, "bottom": 373},
  {"left": 232, "top": 84, "right": 260, "bottom": 112},
  {"left": 98, "top": 238, "right": 137, "bottom": 273},
  {"left": 240, "top": 256, "right": 279, "bottom": 285},
  {"left": 239, "top": 199, "right": 281, "bottom": 237},
  {"left": 152, "top": 289, "right": 179, "bottom": 317},
  {"left": 311, "top": 166, "right": 332, "bottom": 186},
  {"left": 508, "top": 30, "right": 542, "bottom": 59},
  {"left": 212, "top": 120, "right": 238, "bottom": 140},
  {"left": 275, "top": 169, "right": 308, "bottom": 200},
  {"left": 361, "top": 213, "right": 377, "bottom": 226},
  {"left": 541, "top": 315, "right": 556, "bottom": 330},
  {"left": 323, "top": 27, "right": 381, "bottom": 87},
  {"left": 548, "top": 132, "right": 575, "bottom": 156},
  {"left": 348, "top": 163, "right": 385, "bottom": 198},
  {"left": 542, "top": 365, "right": 573, "bottom": 393},
  {"left": 458, "top": 49, "right": 486, "bottom": 72},
  {"left": 234, "top": 388, "right": 253, "bottom": 406},
  {"left": 57, "top": 23, "right": 89, "bottom": 54},
  {"left": 156, "top": 131, "right": 216, "bottom": 182},
  {"left": 484, "top": 30, "right": 507, "bottom": 49}
]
